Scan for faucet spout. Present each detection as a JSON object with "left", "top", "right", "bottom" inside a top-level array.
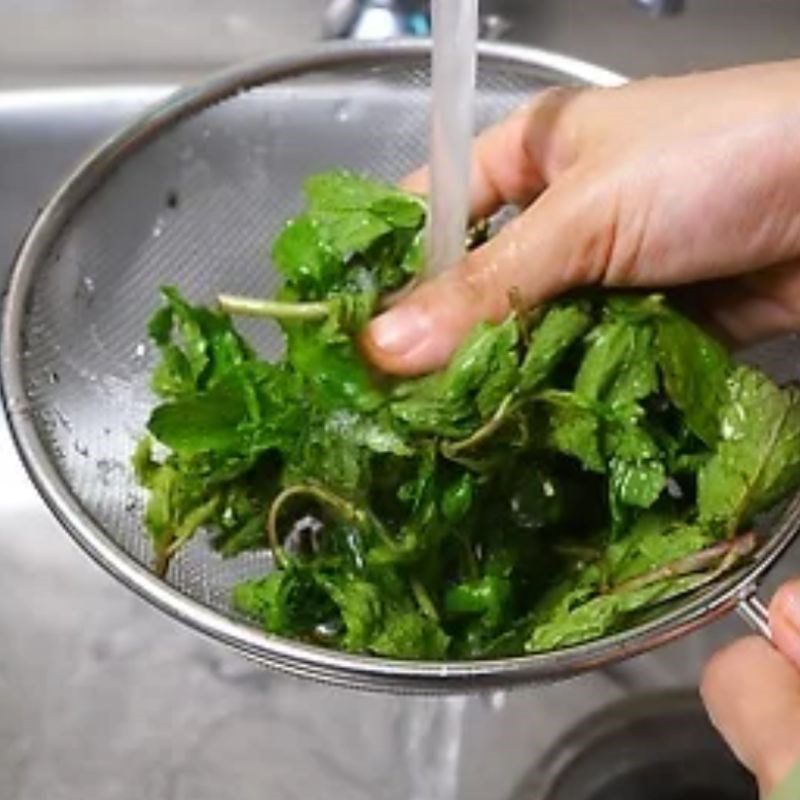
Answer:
[
  {"left": 631, "top": 0, "right": 686, "bottom": 17},
  {"left": 323, "top": 0, "right": 429, "bottom": 40},
  {"left": 324, "top": 0, "right": 686, "bottom": 41}
]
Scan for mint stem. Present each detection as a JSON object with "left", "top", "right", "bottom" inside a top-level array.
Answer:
[
  {"left": 411, "top": 578, "right": 440, "bottom": 622},
  {"left": 267, "top": 483, "right": 393, "bottom": 567},
  {"left": 610, "top": 531, "right": 758, "bottom": 595},
  {"left": 441, "top": 392, "right": 516, "bottom": 458},
  {"left": 218, "top": 294, "right": 330, "bottom": 321}
]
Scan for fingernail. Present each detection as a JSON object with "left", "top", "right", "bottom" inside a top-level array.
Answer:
[{"left": 368, "top": 305, "right": 431, "bottom": 356}]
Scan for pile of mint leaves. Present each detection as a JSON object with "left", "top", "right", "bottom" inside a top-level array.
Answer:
[{"left": 134, "top": 170, "right": 800, "bottom": 660}]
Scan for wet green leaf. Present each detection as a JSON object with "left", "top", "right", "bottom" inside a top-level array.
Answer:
[{"left": 699, "top": 366, "right": 800, "bottom": 529}]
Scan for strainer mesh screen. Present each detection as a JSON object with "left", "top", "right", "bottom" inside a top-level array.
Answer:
[{"left": 21, "top": 55, "right": 566, "bottom": 616}]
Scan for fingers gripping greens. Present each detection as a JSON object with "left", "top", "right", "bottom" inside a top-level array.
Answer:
[{"left": 135, "top": 170, "right": 800, "bottom": 660}]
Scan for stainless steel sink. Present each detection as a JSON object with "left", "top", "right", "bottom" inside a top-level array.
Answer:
[{"left": 3, "top": 3, "right": 800, "bottom": 799}]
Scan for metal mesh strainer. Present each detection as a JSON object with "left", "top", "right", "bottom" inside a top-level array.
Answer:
[{"left": 3, "top": 40, "right": 800, "bottom": 692}]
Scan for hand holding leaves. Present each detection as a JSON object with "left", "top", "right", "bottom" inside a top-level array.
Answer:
[{"left": 135, "top": 170, "right": 800, "bottom": 659}]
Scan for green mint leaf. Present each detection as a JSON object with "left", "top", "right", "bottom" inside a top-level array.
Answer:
[
  {"left": 699, "top": 365, "right": 800, "bottom": 529},
  {"left": 391, "top": 316, "right": 519, "bottom": 437},
  {"left": 368, "top": 609, "right": 450, "bottom": 660},
  {"left": 273, "top": 170, "right": 425, "bottom": 299},
  {"left": 656, "top": 309, "right": 732, "bottom": 447},
  {"left": 540, "top": 391, "right": 605, "bottom": 473},
  {"left": 575, "top": 318, "right": 658, "bottom": 407},
  {"left": 519, "top": 300, "right": 593, "bottom": 393}
]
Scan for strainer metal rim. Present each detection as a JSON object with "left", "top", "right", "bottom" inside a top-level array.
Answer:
[{"left": 3, "top": 38, "right": 799, "bottom": 693}]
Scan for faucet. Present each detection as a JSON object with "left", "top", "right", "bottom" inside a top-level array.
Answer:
[
  {"left": 323, "top": 0, "right": 430, "bottom": 39},
  {"left": 633, "top": 0, "right": 685, "bottom": 16},
  {"left": 323, "top": 0, "right": 685, "bottom": 40}
]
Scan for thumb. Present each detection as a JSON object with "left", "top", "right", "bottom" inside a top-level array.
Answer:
[
  {"left": 701, "top": 581, "right": 800, "bottom": 796},
  {"left": 362, "top": 174, "right": 609, "bottom": 375}
]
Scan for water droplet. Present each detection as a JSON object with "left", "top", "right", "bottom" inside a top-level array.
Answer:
[
  {"left": 53, "top": 407, "right": 72, "bottom": 432},
  {"left": 37, "top": 408, "right": 57, "bottom": 434},
  {"left": 96, "top": 458, "right": 124, "bottom": 486},
  {"left": 76, "top": 275, "right": 96, "bottom": 306},
  {"left": 202, "top": 128, "right": 211, "bottom": 140},
  {"left": 152, "top": 217, "right": 165, "bottom": 238},
  {"left": 666, "top": 477, "right": 683, "bottom": 499},
  {"left": 124, "top": 493, "right": 140, "bottom": 512},
  {"left": 180, "top": 144, "right": 195, "bottom": 162},
  {"left": 333, "top": 101, "right": 351, "bottom": 123},
  {"left": 73, "top": 440, "right": 89, "bottom": 457},
  {"left": 314, "top": 620, "right": 342, "bottom": 640},
  {"left": 132, "top": 342, "right": 147, "bottom": 362},
  {"left": 479, "top": 13, "right": 510, "bottom": 40},
  {"left": 52, "top": 445, "right": 65, "bottom": 460},
  {"left": 48, "top": 370, "right": 60, "bottom": 384}
]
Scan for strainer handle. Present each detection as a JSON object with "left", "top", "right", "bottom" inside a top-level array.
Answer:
[{"left": 736, "top": 588, "right": 772, "bottom": 640}]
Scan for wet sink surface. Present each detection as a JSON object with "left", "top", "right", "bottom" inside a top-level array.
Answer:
[{"left": 3, "top": 3, "right": 800, "bottom": 799}]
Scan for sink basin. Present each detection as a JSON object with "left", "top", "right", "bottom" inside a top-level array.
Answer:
[
  {"left": 3, "top": 4, "right": 800, "bottom": 798},
  {"left": 4, "top": 0, "right": 800, "bottom": 90}
]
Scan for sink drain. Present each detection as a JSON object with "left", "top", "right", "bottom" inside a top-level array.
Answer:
[
  {"left": 508, "top": 690, "right": 757, "bottom": 800},
  {"left": 581, "top": 762, "right": 753, "bottom": 800}
]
